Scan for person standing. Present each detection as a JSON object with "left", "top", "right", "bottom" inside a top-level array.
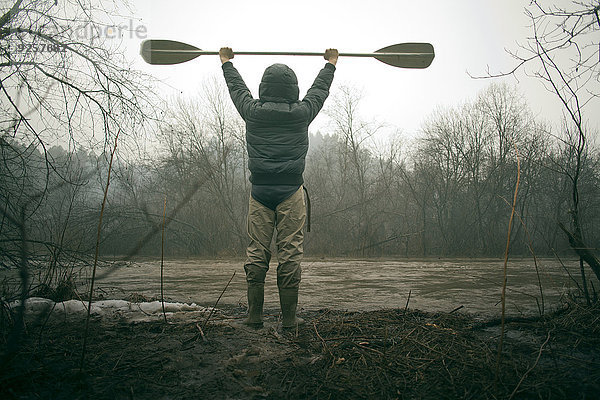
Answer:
[{"left": 219, "top": 46, "right": 337, "bottom": 328}]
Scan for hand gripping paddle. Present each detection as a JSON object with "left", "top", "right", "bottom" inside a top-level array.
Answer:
[{"left": 140, "top": 40, "right": 434, "bottom": 69}]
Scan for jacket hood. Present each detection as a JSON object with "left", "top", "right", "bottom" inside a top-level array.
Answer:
[{"left": 259, "top": 63, "right": 299, "bottom": 103}]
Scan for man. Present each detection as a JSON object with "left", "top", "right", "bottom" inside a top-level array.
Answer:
[{"left": 219, "top": 46, "right": 338, "bottom": 329}]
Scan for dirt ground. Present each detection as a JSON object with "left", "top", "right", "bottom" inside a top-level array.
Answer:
[{"left": 1, "top": 299, "right": 599, "bottom": 400}]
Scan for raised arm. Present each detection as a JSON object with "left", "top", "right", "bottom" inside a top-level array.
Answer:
[
  {"left": 220, "top": 47, "right": 255, "bottom": 120},
  {"left": 302, "top": 48, "right": 338, "bottom": 122}
]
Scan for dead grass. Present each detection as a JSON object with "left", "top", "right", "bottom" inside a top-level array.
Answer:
[{"left": 1, "top": 300, "right": 599, "bottom": 399}]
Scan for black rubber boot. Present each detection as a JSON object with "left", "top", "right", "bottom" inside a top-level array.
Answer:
[
  {"left": 279, "top": 287, "right": 305, "bottom": 329},
  {"left": 243, "top": 283, "right": 264, "bottom": 328}
]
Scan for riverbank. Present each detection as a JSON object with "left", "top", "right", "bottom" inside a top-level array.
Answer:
[{"left": 2, "top": 298, "right": 598, "bottom": 399}]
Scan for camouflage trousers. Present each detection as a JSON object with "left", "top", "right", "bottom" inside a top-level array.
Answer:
[{"left": 244, "top": 186, "right": 306, "bottom": 289}]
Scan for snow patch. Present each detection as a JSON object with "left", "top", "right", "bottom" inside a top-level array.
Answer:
[{"left": 9, "top": 297, "right": 216, "bottom": 323}]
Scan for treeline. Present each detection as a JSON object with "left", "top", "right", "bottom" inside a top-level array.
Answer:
[
  {"left": 305, "top": 83, "right": 599, "bottom": 256},
  {"left": 1, "top": 81, "right": 598, "bottom": 264}
]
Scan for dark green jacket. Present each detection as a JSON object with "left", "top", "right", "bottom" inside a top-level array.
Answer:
[{"left": 222, "top": 61, "right": 335, "bottom": 186}]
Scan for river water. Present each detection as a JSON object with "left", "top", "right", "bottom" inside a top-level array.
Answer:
[{"left": 92, "top": 258, "right": 583, "bottom": 317}]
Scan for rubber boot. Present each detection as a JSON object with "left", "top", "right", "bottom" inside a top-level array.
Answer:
[
  {"left": 243, "top": 283, "right": 264, "bottom": 328},
  {"left": 279, "top": 287, "right": 305, "bottom": 329}
]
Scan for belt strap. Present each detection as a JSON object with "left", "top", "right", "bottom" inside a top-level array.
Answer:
[{"left": 302, "top": 186, "right": 311, "bottom": 232}]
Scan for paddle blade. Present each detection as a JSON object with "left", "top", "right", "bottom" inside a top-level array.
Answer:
[
  {"left": 140, "top": 40, "right": 202, "bottom": 65},
  {"left": 374, "top": 43, "right": 434, "bottom": 68}
]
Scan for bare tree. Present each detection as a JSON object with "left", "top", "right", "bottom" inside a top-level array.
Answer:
[
  {"left": 413, "top": 83, "right": 546, "bottom": 256},
  {"left": 1, "top": 0, "right": 155, "bottom": 232},
  {"left": 154, "top": 78, "right": 247, "bottom": 255},
  {"left": 1, "top": 0, "right": 153, "bottom": 149},
  {"left": 1, "top": 0, "right": 156, "bottom": 357},
  {"left": 200, "top": 77, "right": 248, "bottom": 248},
  {"left": 483, "top": 1, "right": 600, "bottom": 281},
  {"left": 324, "top": 85, "right": 383, "bottom": 255}
]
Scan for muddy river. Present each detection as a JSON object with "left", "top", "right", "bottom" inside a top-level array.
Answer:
[{"left": 91, "top": 258, "right": 582, "bottom": 317}]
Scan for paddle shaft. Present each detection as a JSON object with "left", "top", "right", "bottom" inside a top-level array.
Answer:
[{"left": 148, "top": 49, "right": 432, "bottom": 58}]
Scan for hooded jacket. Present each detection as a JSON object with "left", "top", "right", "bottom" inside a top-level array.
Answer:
[{"left": 222, "top": 61, "right": 335, "bottom": 186}]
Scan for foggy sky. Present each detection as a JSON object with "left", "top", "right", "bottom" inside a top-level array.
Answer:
[{"left": 123, "top": 0, "right": 599, "bottom": 140}]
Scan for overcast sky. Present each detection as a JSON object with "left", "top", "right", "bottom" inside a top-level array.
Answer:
[{"left": 122, "top": 0, "right": 598, "bottom": 140}]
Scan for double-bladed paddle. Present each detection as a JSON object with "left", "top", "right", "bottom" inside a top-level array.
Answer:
[{"left": 140, "top": 40, "right": 434, "bottom": 69}]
